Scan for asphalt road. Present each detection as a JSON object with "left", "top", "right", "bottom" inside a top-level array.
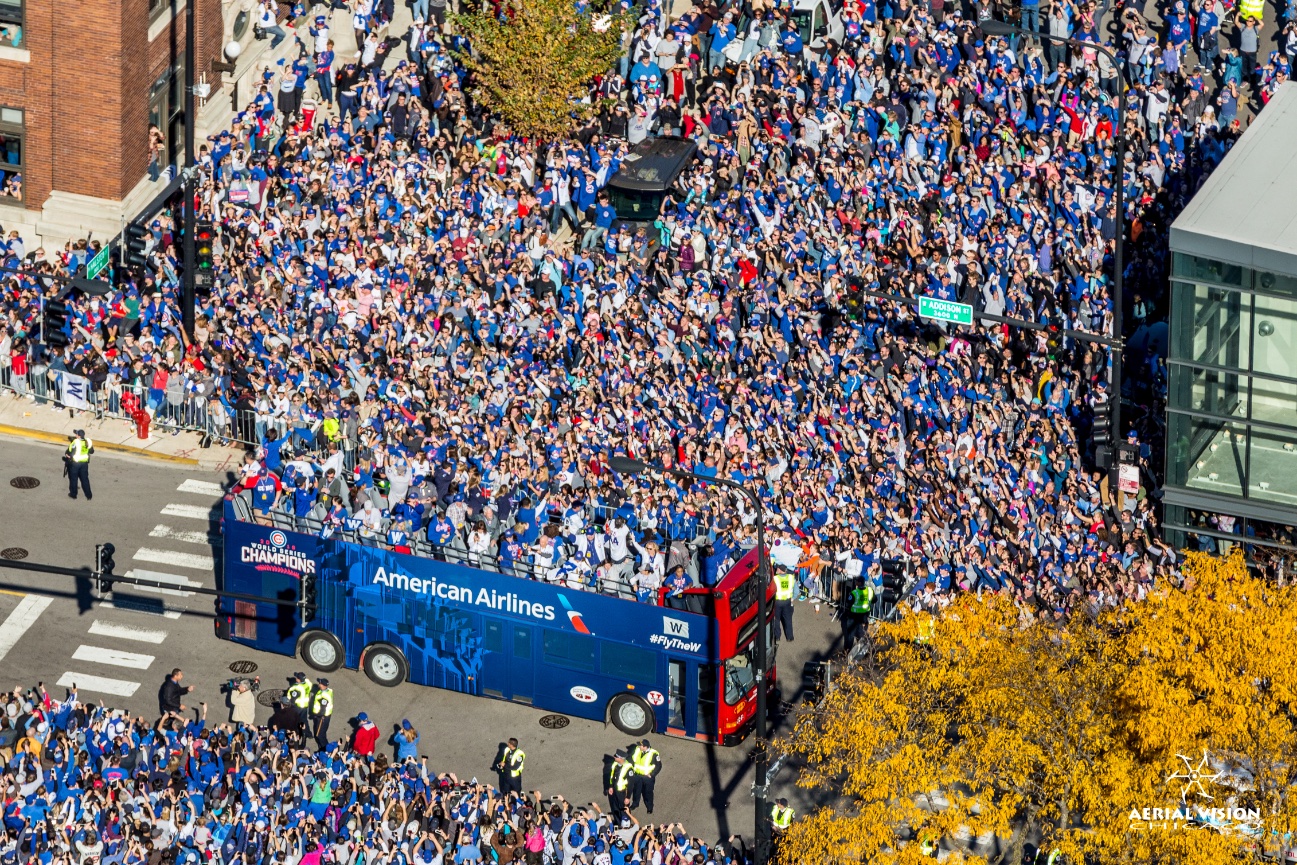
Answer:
[{"left": 0, "top": 436, "right": 842, "bottom": 842}]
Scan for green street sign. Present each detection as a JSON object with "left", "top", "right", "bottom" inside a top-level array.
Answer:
[
  {"left": 919, "top": 296, "right": 973, "bottom": 326},
  {"left": 86, "top": 245, "right": 111, "bottom": 281}
]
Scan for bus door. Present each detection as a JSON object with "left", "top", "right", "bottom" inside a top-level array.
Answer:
[
  {"left": 667, "top": 659, "right": 719, "bottom": 741},
  {"left": 481, "top": 620, "right": 536, "bottom": 704}
]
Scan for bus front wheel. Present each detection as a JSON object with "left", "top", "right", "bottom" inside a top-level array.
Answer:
[
  {"left": 608, "top": 693, "right": 654, "bottom": 737},
  {"left": 362, "top": 644, "right": 408, "bottom": 687},
  {"left": 300, "top": 630, "right": 344, "bottom": 673}
]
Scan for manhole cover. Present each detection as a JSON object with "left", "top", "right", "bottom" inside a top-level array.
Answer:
[
  {"left": 0, "top": 548, "right": 27, "bottom": 561},
  {"left": 257, "top": 688, "right": 286, "bottom": 708},
  {"left": 229, "top": 660, "right": 259, "bottom": 674},
  {"left": 9, "top": 477, "right": 39, "bottom": 490},
  {"left": 539, "top": 714, "right": 570, "bottom": 729}
]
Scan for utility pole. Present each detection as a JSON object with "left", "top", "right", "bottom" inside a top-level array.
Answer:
[{"left": 182, "top": 0, "right": 197, "bottom": 339}]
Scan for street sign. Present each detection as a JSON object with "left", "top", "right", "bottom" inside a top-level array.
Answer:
[
  {"left": 86, "top": 245, "right": 111, "bottom": 281},
  {"left": 918, "top": 296, "right": 973, "bottom": 326}
]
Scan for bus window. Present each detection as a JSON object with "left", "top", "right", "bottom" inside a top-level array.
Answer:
[
  {"left": 234, "top": 600, "right": 257, "bottom": 640},
  {"left": 697, "top": 664, "right": 718, "bottom": 740},
  {"left": 600, "top": 643, "right": 656, "bottom": 682},
  {"left": 668, "top": 660, "right": 686, "bottom": 728},
  {"left": 665, "top": 592, "right": 714, "bottom": 617},
  {"left": 542, "top": 630, "right": 596, "bottom": 672},
  {"left": 723, "top": 644, "right": 757, "bottom": 704}
]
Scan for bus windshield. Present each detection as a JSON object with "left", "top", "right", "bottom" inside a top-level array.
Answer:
[{"left": 723, "top": 645, "right": 756, "bottom": 704}]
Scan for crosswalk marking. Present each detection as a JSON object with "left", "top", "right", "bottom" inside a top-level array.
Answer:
[
  {"left": 104, "top": 598, "right": 182, "bottom": 620},
  {"left": 125, "top": 568, "right": 202, "bottom": 597},
  {"left": 133, "top": 548, "right": 214, "bottom": 572},
  {"left": 87, "top": 621, "right": 168, "bottom": 644},
  {"left": 56, "top": 672, "right": 140, "bottom": 697},
  {"left": 71, "top": 645, "right": 156, "bottom": 670},
  {"left": 148, "top": 524, "right": 218, "bottom": 546},
  {"left": 0, "top": 596, "right": 52, "bottom": 663},
  {"left": 161, "top": 503, "right": 215, "bottom": 521},
  {"left": 177, "top": 479, "right": 227, "bottom": 496}
]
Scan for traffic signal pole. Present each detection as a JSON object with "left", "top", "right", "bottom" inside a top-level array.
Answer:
[{"left": 182, "top": 0, "right": 197, "bottom": 340}]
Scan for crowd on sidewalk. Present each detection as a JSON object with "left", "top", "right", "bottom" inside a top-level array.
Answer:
[
  {"left": 0, "top": 680, "right": 738, "bottom": 865},
  {"left": 8, "top": 0, "right": 1278, "bottom": 618}
]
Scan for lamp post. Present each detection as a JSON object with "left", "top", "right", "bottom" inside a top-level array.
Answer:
[
  {"left": 606, "top": 453, "right": 773, "bottom": 864},
  {"left": 980, "top": 18, "right": 1127, "bottom": 482}
]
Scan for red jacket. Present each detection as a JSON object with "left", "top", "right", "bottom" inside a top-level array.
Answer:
[{"left": 353, "top": 722, "right": 379, "bottom": 756}]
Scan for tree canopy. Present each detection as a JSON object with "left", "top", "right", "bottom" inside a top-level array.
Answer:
[
  {"left": 777, "top": 550, "right": 1297, "bottom": 864},
  {"left": 453, "top": 0, "right": 627, "bottom": 142}
]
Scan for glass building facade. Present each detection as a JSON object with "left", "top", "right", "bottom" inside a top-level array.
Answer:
[{"left": 1165, "top": 251, "right": 1297, "bottom": 555}]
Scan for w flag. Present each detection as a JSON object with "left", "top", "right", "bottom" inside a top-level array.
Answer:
[{"left": 61, "top": 373, "right": 92, "bottom": 411}]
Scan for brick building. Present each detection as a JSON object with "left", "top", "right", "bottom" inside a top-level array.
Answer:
[{"left": 0, "top": 0, "right": 300, "bottom": 251}]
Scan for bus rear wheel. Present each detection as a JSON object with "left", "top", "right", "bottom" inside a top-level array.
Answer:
[
  {"left": 362, "top": 644, "right": 408, "bottom": 687},
  {"left": 609, "top": 694, "right": 654, "bottom": 737},
  {"left": 300, "top": 630, "right": 344, "bottom": 673}
]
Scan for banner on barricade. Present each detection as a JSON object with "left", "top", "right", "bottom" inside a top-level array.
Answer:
[{"left": 61, "top": 373, "right": 92, "bottom": 411}]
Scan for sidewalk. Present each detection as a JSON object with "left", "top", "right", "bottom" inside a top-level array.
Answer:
[{"left": 0, "top": 393, "right": 249, "bottom": 471}]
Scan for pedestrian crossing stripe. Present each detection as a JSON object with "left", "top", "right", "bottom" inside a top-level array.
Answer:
[
  {"left": 56, "top": 672, "right": 140, "bottom": 697},
  {"left": 71, "top": 645, "right": 155, "bottom": 670},
  {"left": 161, "top": 503, "right": 215, "bottom": 521},
  {"left": 87, "top": 620, "right": 168, "bottom": 644},
  {"left": 148, "top": 524, "right": 220, "bottom": 546},
  {"left": 133, "top": 547, "right": 215, "bottom": 572},
  {"left": 177, "top": 479, "right": 227, "bottom": 496}
]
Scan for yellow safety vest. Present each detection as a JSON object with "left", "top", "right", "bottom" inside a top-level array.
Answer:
[
  {"left": 920, "top": 836, "right": 938, "bottom": 855},
  {"left": 850, "top": 586, "right": 873, "bottom": 614},
  {"left": 916, "top": 617, "right": 935, "bottom": 644},
  {"left": 613, "top": 761, "right": 633, "bottom": 791},
  {"left": 771, "top": 805, "right": 794, "bottom": 830},
  {"left": 774, "top": 573, "right": 794, "bottom": 601},
  {"left": 288, "top": 680, "right": 312, "bottom": 708},
  {"left": 632, "top": 746, "right": 659, "bottom": 776},
  {"left": 70, "top": 438, "right": 92, "bottom": 463},
  {"left": 311, "top": 687, "right": 334, "bottom": 716},
  {"left": 507, "top": 748, "right": 525, "bottom": 777}
]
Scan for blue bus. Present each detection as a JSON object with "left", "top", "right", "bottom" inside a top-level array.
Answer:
[{"left": 216, "top": 501, "right": 776, "bottom": 743}]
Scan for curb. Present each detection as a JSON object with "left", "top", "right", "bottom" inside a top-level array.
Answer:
[{"left": 0, "top": 423, "right": 201, "bottom": 466}]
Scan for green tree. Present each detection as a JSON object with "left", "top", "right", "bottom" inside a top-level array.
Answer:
[{"left": 453, "top": 0, "right": 627, "bottom": 141}]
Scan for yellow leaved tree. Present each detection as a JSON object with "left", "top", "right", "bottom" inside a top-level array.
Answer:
[
  {"left": 452, "top": 0, "right": 628, "bottom": 142},
  {"left": 777, "top": 550, "right": 1297, "bottom": 864}
]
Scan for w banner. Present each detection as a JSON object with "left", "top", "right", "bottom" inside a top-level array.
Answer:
[{"left": 60, "top": 373, "right": 92, "bottom": 411}]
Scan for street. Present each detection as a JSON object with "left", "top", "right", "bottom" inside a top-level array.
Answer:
[{"left": 0, "top": 435, "right": 841, "bottom": 842}]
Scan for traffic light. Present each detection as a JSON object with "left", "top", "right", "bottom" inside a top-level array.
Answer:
[
  {"left": 301, "top": 572, "right": 318, "bottom": 623},
  {"left": 878, "top": 560, "right": 908, "bottom": 620},
  {"left": 1093, "top": 392, "right": 1113, "bottom": 469},
  {"left": 125, "top": 223, "right": 149, "bottom": 270},
  {"left": 43, "top": 295, "right": 70, "bottom": 349},
  {"left": 95, "top": 543, "right": 116, "bottom": 595},
  {"left": 194, "top": 220, "right": 215, "bottom": 288}
]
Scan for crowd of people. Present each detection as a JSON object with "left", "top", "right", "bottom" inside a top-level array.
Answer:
[
  {"left": 6, "top": 0, "right": 1275, "bottom": 619},
  {"left": 0, "top": 679, "right": 742, "bottom": 865}
]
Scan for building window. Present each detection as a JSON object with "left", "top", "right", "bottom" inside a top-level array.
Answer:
[
  {"left": 0, "top": 107, "right": 22, "bottom": 204},
  {"left": 0, "top": 0, "right": 22, "bottom": 49},
  {"left": 148, "top": 0, "right": 171, "bottom": 23}
]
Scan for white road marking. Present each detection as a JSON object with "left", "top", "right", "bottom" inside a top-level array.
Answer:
[
  {"left": 56, "top": 672, "right": 140, "bottom": 697},
  {"left": 178, "top": 479, "right": 227, "bottom": 496},
  {"left": 148, "top": 524, "right": 218, "bottom": 546},
  {"left": 71, "top": 645, "right": 156, "bottom": 670},
  {"left": 87, "top": 621, "right": 168, "bottom": 644},
  {"left": 132, "top": 548, "right": 214, "bottom": 572},
  {"left": 161, "top": 504, "right": 215, "bottom": 521},
  {"left": 103, "top": 599, "right": 182, "bottom": 620},
  {"left": 0, "top": 596, "right": 52, "bottom": 663}
]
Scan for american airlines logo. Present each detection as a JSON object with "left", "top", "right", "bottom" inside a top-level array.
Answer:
[{"left": 663, "top": 616, "right": 690, "bottom": 638}]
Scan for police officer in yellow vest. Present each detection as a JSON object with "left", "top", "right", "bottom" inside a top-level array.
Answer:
[
  {"left": 64, "top": 429, "right": 94, "bottom": 501},
  {"left": 919, "top": 833, "right": 938, "bottom": 857},
  {"left": 843, "top": 578, "right": 873, "bottom": 651},
  {"left": 770, "top": 798, "right": 794, "bottom": 835},
  {"left": 629, "top": 738, "right": 661, "bottom": 814},
  {"left": 288, "top": 672, "right": 313, "bottom": 730},
  {"left": 606, "top": 750, "right": 634, "bottom": 819},
  {"left": 310, "top": 677, "right": 334, "bottom": 751},
  {"left": 773, "top": 570, "right": 796, "bottom": 642},
  {"left": 495, "top": 737, "right": 525, "bottom": 796}
]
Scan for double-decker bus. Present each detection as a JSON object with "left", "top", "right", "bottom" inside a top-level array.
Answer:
[{"left": 215, "top": 500, "right": 776, "bottom": 744}]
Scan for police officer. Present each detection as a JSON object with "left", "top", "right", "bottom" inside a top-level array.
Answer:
[
  {"left": 606, "top": 750, "right": 634, "bottom": 818},
  {"left": 310, "top": 677, "right": 334, "bottom": 751},
  {"left": 287, "top": 672, "right": 313, "bottom": 729},
  {"left": 770, "top": 798, "right": 795, "bottom": 835},
  {"left": 495, "top": 737, "right": 525, "bottom": 796},
  {"left": 842, "top": 577, "right": 873, "bottom": 651},
  {"left": 629, "top": 738, "right": 661, "bottom": 814},
  {"left": 64, "top": 429, "right": 94, "bottom": 501},
  {"left": 773, "top": 569, "right": 796, "bottom": 642}
]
